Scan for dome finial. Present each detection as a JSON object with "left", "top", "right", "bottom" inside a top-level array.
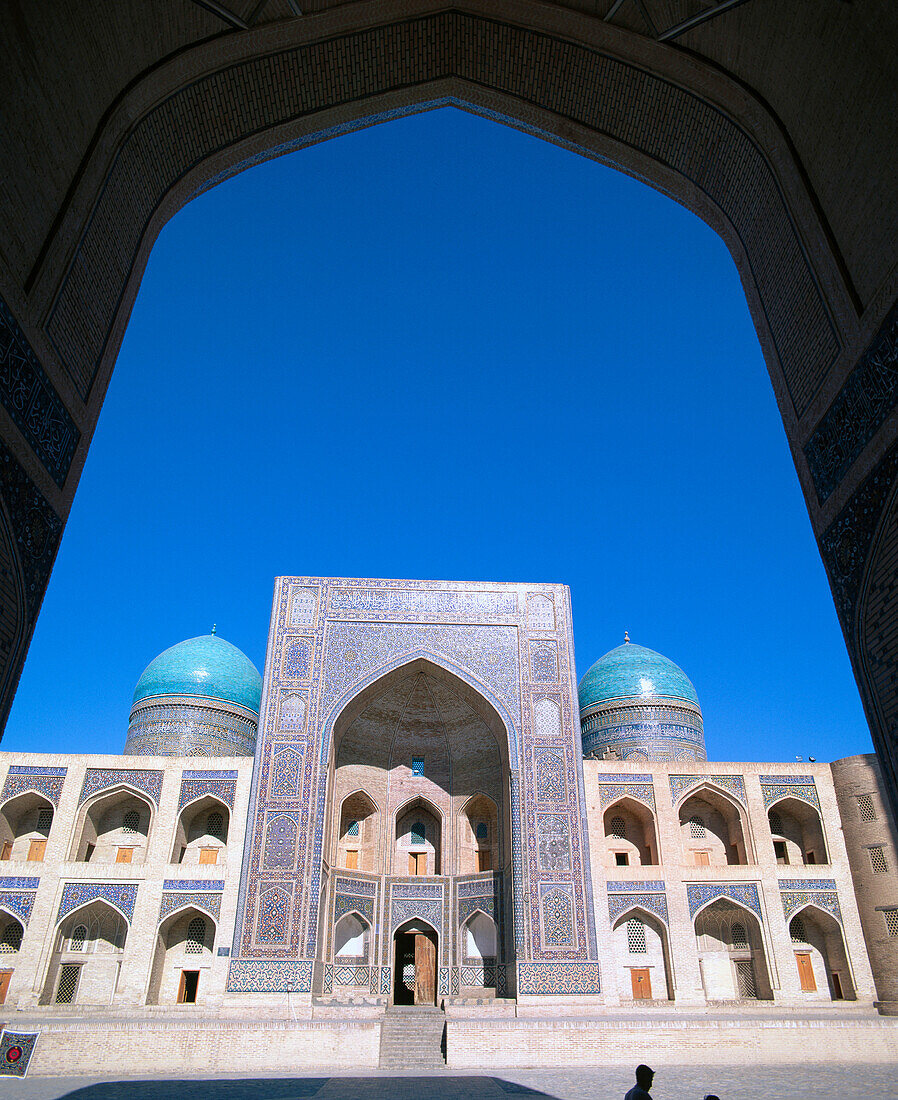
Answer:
[
  {"left": 624, "top": 630, "right": 630, "bottom": 644},
  {"left": 211, "top": 623, "right": 217, "bottom": 635}
]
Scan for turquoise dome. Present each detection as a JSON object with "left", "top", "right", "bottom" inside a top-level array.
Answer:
[
  {"left": 132, "top": 634, "right": 262, "bottom": 714},
  {"left": 579, "top": 641, "right": 699, "bottom": 710}
]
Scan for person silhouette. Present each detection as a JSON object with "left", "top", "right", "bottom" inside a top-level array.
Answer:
[{"left": 624, "top": 1064, "right": 654, "bottom": 1099}]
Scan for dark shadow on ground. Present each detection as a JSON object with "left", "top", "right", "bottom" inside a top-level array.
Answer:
[{"left": 53, "top": 1078, "right": 555, "bottom": 1100}]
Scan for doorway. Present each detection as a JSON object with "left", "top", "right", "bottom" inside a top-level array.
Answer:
[
  {"left": 177, "top": 970, "right": 199, "bottom": 1004},
  {"left": 630, "top": 968, "right": 652, "bottom": 999},
  {"left": 393, "top": 923, "right": 437, "bottom": 1005}
]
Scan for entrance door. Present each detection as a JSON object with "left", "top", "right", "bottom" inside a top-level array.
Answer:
[
  {"left": 393, "top": 932, "right": 416, "bottom": 1005},
  {"left": 631, "top": 968, "right": 652, "bottom": 999},
  {"left": 795, "top": 951, "right": 816, "bottom": 992},
  {"left": 177, "top": 970, "right": 200, "bottom": 1003},
  {"left": 0, "top": 970, "right": 12, "bottom": 1004},
  {"left": 414, "top": 932, "right": 436, "bottom": 1005}
]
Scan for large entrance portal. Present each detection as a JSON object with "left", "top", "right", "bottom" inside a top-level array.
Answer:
[{"left": 393, "top": 921, "right": 437, "bottom": 1006}]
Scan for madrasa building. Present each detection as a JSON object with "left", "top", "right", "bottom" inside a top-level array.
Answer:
[{"left": 0, "top": 576, "right": 896, "bottom": 1073}]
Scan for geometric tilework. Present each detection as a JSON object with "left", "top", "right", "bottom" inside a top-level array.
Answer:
[
  {"left": 162, "top": 879, "right": 225, "bottom": 891},
  {"left": 686, "top": 883, "right": 762, "bottom": 920},
  {"left": 332, "top": 876, "right": 377, "bottom": 897},
  {"left": 263, "top": 814, "right": 298, "bottom": 869},
  {"left": 540, "top": 887, "right": 575, "bottom": 947},
  {"left": 606, "top": 882, "right": 669, "bottom": 926},
  {"left": 332, "top": 964, "right": 369, "bottom": 987},
  {"left": 0, "top": 878, "right": 40, "bottom": 889},
  {"left": 334, "top": 893, "right": 374, "bottom": 924},
  {"left": 227, "top": 959, "right": 312, "bottom": 993},
  {"left": 598, "top": 783, "right": 655, "bottom": 811},
  {"left": 777, "top": 878, "right": 837, "bottom": 891},
  {"left": 1, "top": 767, "right": 66, "bottom": 807},
  {"left": 530, "top": 641, "right": 558, "bottom": 683},
  {"left": 178, "top": 774, "right": 236, "bottom": 811},
  {"left": 58, "top": 882, "right": 138, "bottom": 923},
  {"left": 79, "top": 768, "right": 163, "bottom": 806},
  {"left": 0, "top": 892, "right": 35, "bottom": 925},
  {"left": 534, "top": 750, "right": 565, "bottom": 802},
  {"left": 391, "top": 897, "right": 442, "bottom": 934},
  {"left": 159, "top": 891, "right": 222, "bottom": 923},
  {"left": 256, "top": 887, "right": 291, "bottom": 944},
  {"left": 517, "top": 961, "right": 601, "bottom": 994},
  {"left": 759, "top": 777, "right": 821, "bottom": 812},
  {"left": 270, "top": 749, "right": 302, "bottom": 798},
  {"left": 595, "top": 774, "right": 653, "bottom": 783},
  {"left": 779, "top": 885, "right": 842, "bottom": 925},
  {"left": 670, "top": 774, "right": 746, "bottom": 806}
]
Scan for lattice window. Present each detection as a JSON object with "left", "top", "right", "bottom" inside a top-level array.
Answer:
[
  {"left": 410, "top": 821, "right": 425, "bottom": 845},
  {"left": 688, "top": 816, "right": 706, "bottom": 838},
  {"left": 346, "top": 819, "right": 359, "bottom": 838},
  {"left": 609, "top": 816, "right": 626, "bottom": 840},
  {"left": 122, "top": 811, "right": 140, "bottom": 835},
  {"left": 412, "top": 757, "right": 424, "bottom": 777},
  {"left": 735, "top": 960, "right": 758, "bottom": 998},
  {"left": 0, "top": 922, "right": 21, "bottom": 953},
  {"left": 69, "top": 925, "right": 87, "bottom": 952},
  {"left": 37, "top": 808, "right": 53, "bottom": 832},
  {"left": 884, "top": 909, "right": 898, "bottom": 937},
  {"left": 870, "top": 846, "right": 888, "bottom": 873},
  {"left": 207, "top": 812, "right": 224, "bottom": 840},
  {"left": 790, "top": 916, "right": 807, "bottom": 944},
  {"left": 186, "top": 917, "right": 206, "bottom": 954},
  {"left": 627, "top": 919, "right": 646, "bottom": 954},
  {"left": 55, "top": 964, "right": 80, "bottom": 1004},
  {"left": 856, "top": 794, "right": 876, "bottom": 822},
  {"left": 731, "top": 922, "right": 748, "bottom": 949},
  {"left": 475, "top": 822, "right": 488, "bottom": 842},
  {"left": 768, "top": 811, "right": 783, "bottom": 835}
]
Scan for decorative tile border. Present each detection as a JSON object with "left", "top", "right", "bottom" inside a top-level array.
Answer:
[
  {"left": 686, "top": 883, "right": 762, "bottom": 920},
  {"left": 178, "top": 774, "right": 237, "bottom": 811},
  {"left": 779, "top": 879, "right": 842, "bottom": 925},
  {"left": 162, "top": 879, "right": 224, "bottom": 891},
  {"left": 159, "top": 890, "right": 222, "bottom": 923},
  {"left": 670, "top": 774, "right": 746, "bottom": 806},
  {"left": 606, "top": 882, "right": 669, "bottom": 926},
  {"left": 517, "top": 962, "right": 601, "bottom": 994},
  {"left": 1, "top": 767, "right": 66, "bottom": 807},
  {"left": 0, "top": 891, "right": 36, "bottom": 925},
  {"left": 598, "top": 783, "right": 655, "bottom": 811},
  {"left": 79, "top": 768, "right": 163, "bottom": 806},
  {"left": 759, "top": 776, "right": 821, "bottom": 811},
  {"left": 58, "top": 882, "right": 138, "bottom": 923},
  {"left": 227, "top": 959, "right": 313, "bottom": 993},
  {"left": 0, "top": 877, "right": 40, "bottom": 889}
]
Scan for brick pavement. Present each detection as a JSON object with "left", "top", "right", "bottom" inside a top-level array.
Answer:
[{"left": 0, "top": 1065, "right": 893, "bottom": 1100}]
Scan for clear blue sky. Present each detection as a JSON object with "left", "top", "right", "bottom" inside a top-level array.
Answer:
[{"left": 3, "top": 107, "right": 872, "bottom": 764}]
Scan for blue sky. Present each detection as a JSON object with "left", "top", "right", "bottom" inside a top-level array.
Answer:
[{"left": 3, "top": 107, "right": 871, "bottom": 763}]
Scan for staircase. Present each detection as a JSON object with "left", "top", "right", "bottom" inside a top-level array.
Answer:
[{"left": 378, "top": 1004, "right": 446, "bottom": 1069}]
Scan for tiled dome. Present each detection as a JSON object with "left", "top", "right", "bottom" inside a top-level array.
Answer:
[
  {"left": 578, "top": 640, "right": 699, "bottom": 710},
  {"left": 132, "top": 634, "right": 262, "bottom": 714}
]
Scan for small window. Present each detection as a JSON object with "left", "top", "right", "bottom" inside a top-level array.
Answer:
[
  {"left": 55, "top": 964, "right": 81, "bottom": 1004},
  {"left": 0, "top": 923, "right": 21, "bottom": 954},
  {"left": 185, "top": 917, "right": 206, "bottom": 955},
  {"left": 870, "top": 846, "right": 888, "bottom": 874},
  {"left": 626, "top": 919, "right": 646, "bottom": 954},
  {"left": 475, "top": 822, "right": 488, "bottom": 842},
  {"left": 768, "top": 811, "right": 783, "bottom": 835},
  {"left": 694, "top": 850, "right": 710, "bottom": 867},
  {"left": 856, "top": 794, "right": 876, "bottom": 822},
  {"left": 346, "top": 819, "right": 359, "bottom": 838},
  {"left": 411, "top": 757, "right": 424, "bottom": 777},
  {"left": 609, "top": 816, "right": 626, "bottom": 840},
  {"left": 70, "top": 925, "right": 87, "bottom": 953},
  {"left": 37, "top": 808, "right": 53, "bottom": 832},
  {"left": 345, "top": 849, "right": 358, "bottom": 870},
  {"left": 884, "top": 909, "right": 898, "bottom": 937},
  {"left": 688, "top": 816, "right": 706, "bottom": 838},
  {"left": 410, "top": 821, "right": 426, "bottom": 845},
  {"left": 774, "top": 840, "right": 789, "bottom": 865},
  {"left": 207, "top": 812, "right": 224, "bottom": 840},
  {"left": 790, "top": 916, "right": 806, "bottom": 944},
  {"left": 615, "top": 852, "right": 629, "bottom": 866},
  {"left": 122, "top": 811, "right": 140, "bottom": 835},
  {"left": 731, "top": 922, "right": 748, "bottom": 949}
]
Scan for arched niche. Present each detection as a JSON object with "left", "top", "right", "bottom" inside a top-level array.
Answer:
[
  {"left": 458, "top": 793, "right": 499, "bottom": 875},
  {"left": 170, "top": 795, "right": 230, "bottom": 867},
  {"left": 611, "top": 907, "right": 672, "bottom": 1002},
  {"left": 679, "top": 786, "right": 751, "bottom": 866},
  {"left": 459, "top": 909, "right": 498, "bottom": 993},
  {"left": 0, "top": 913, "right": 24, "bottom": 959},
  {"left": 395, "top": 798, "right": 442, "bottom": 877},
  {"left": 0, "top": 792, "right": 54, "bottom": 862},
  {"left": 768, "top": 797, "right": 829, "bottom": 866},
  {"left": 393, "top": 916, "right": 438, "bottom": 1006},
  {"left": 41, "top": 900, "right": 128, "bottom": 1006},
  {"left": 694, "top": 898, "right": 772, "bottom": 1001},
  {"left": 603, "top": 795, "right": 659, "bottom": 867},
  {"left": 70, "top": 786, "right": 154, "bottom": 865},
  {"left": 333, "top": 790, "right": 378, "bottom": 873},
  {"left": 789, "top": 906, "right": 855, "bottom": 1001},
  {"left": 146, "top": 906, "right": 216, "bottom": 1005},
  {"left": 333, "top": 912, "right": 370, "bottom": 961}
]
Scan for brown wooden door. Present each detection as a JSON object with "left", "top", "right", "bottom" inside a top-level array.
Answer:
[
  {"left": 631, "top": 968, "right": 652, "bottom": 999},
  {"left": 414, "top": 933, "right": 436, "bottom": 1005},
  {"left": 795, "top": 951, "right": 816, "bottom": 991},
  {"left": 0, "top": 970, "right": 12, "bottom": 1004},
  {"left": 27, "top": 839, "right": 46, "bottom": 862}
]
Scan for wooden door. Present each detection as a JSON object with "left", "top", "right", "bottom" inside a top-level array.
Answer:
[
  {"left": 115, "top": 847, "right": 134, "bottom": 863},
  {"left": 414, "top": 933, "right": 436, "bottom": 1005},
  {"left": 27, "top": 839, "right": 46, "bottom": 862},
  {"left": 0, "top": 970, "right": 12, "bottom": 1004},
  {"left": 795, "top": 951, "right": 816, "bottom": 991},
  {"left": 199, "top": 847, "right": 218, "bottom": 865},
  {"left": 630, "top": 968, "right": 652, "bottom": 999}
]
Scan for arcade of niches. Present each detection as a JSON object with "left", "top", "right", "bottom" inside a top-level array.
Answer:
[{"left": 0, "top": 576, "right": 895, "bottom": 1042}]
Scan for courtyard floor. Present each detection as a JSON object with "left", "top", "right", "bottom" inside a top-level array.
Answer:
[{"left": 0, "top": 1066, "right": 893, "bottom": 1100}]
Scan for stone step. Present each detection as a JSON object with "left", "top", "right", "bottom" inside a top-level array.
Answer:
[{"left": 378, "top": 1006, "right": 446, "bottom": 1069}]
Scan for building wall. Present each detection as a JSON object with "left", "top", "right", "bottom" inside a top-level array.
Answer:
[{"left": 831, "top": 754, "right": 898, "bottom": 1008}]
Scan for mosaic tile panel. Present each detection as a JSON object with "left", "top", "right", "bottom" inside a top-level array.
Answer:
[
  {"left": 540, "top": 887, "right": 575, "bottom": 948},
  {"left": 0, "top": 892, "right": 35, "bottom": 924},
  {"left": 670, "top": 774, "right": 746, "bottom": 806},
  {"left": 126, "top": 702, "right": 256, "bottom": 757},
  {"left": 460, "top": 963, "right": 497, "bottom": 987},
  {"left": 162, "top": 879, "right": 224, "bottom": 891},
  {"left": 263, "top": 814, "right": 299, "bottom": 869},
  {"left": 177, "top": 776, "right": 236, "bottom": 811},
  {"left": 289, "top": 587, "right": 318, "bottom": 627},
  {"left": 597, "top": 783, "right": 656, "bottom": 811},
  {"left": 686, "top": 883, "right": 762, "bottom": 920},
  {"left": 0, "top": 877, "right": 39, "bottom": 889},
  {"left": 458, "top": 896, "right": 495, "bottom": 927},
  {"left": 281, "top": 637, "right": 312, "bottom": 681},
  {"left": 332, "top": 876, "right": 377, "bottom": 897},
  {"left": 332, "top": 964, "right": 369, "bottom": 986},
  {"left": 270, "top": 748, "right": 302, "bottom": 797},
  {"left": 534, "top": 749, "right": 565, "bottom": 803},
  {"left": 779, "top": 883, "right": 842, "bottom": 925},
  {"left": 1, "top": 768, "right": 66, "bottom": 807},
  {"left": 58, "top": 882, "right": 138, "bottom": 922},
  {"left": 391, "top": 897, "right": 442, "bottom": 933},
  {"left": 79, "top": 768, "right": 163, "bottom": 806},
  {"left": 527, "top": 594, "right": 555, "bottom": 631},
  {"left": 256, "top": 887, "right": 291, "bottom": 944},
  {"left": 759, "top": 777, "right": 821, "bottom": 811},
  {"left": 607, "top": 885, "right": 669, "bottom": 926},
  {"left": 529, "top": 642, "right": 558, "bottom": 683},
  {"left": 159, "top": 890, "right": 222, "bottom": 923},
  {"left": 517, "top": 962, "right": 601, "bottom": 994},
  {"left": 227, "top": 959, "right": 312, "bottom": 993},
  {"left": 334, "top": 894, "right": 374, "bottom": 924},
  {"left": 0, "top": 1029, "right": 39, "bottom": 1078},
  {"left": 329, "top": 587, "right": 517, "bottom": 620},
  {"left": 532, "top": 696, "right": 562, "bottom": 738}
]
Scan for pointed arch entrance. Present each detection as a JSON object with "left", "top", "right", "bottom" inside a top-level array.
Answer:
[{"left": 393, "top": 918, "right": 438, "bottom": 1006}]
